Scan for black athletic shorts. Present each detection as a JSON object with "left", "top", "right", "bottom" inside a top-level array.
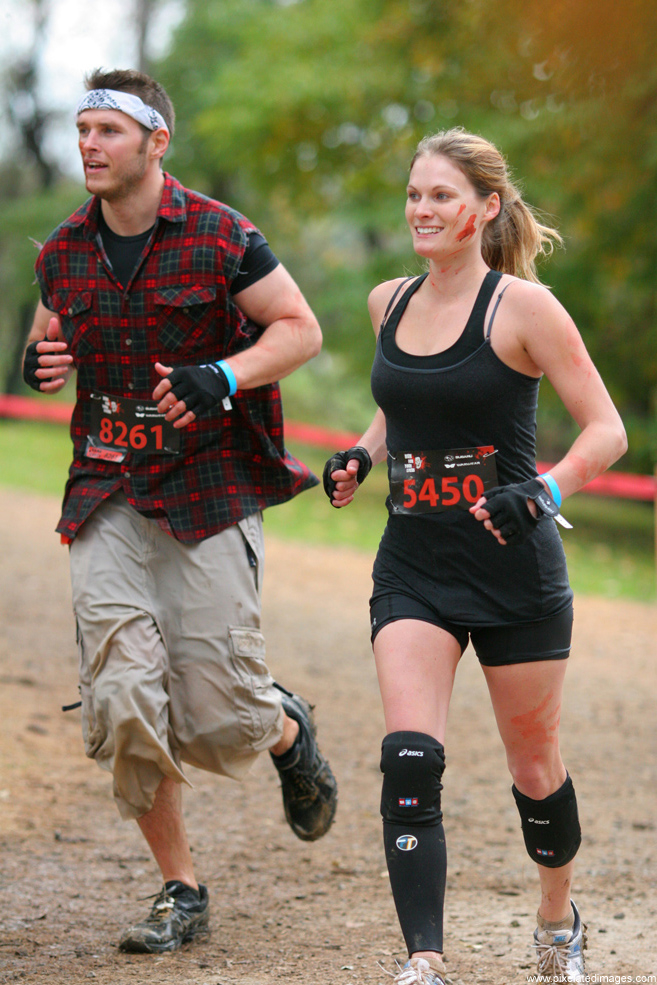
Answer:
[{"left": 369, "top": 594, "right": 573, "bottom": 667}]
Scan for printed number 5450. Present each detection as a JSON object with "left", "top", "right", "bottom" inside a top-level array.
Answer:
[{"left": 403, "top": 474, "right": 485, "bottom": 509}]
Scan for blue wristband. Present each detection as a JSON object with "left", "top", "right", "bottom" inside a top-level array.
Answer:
[
  {"left": 216, "top": 360, "right": 237, "bottom": 396},
  {"left": 539, "top": 472, "right": 562, "bottom": 508}
]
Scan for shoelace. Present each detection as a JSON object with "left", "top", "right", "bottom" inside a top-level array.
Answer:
[
  {"left": 150, "top": 893, "right": 176, "bottom": 921},
  {"left": 134, "top": 888, "right": 178, "bottom": 922},
  {"left": 285, "top": 746, "right": 322, "bottom": 793},
  {"left": 380, "top": 958, "right": 444, "bottom": 985},
  {"left": 535, "top": 937, "right": 578, "bottom": 976}
]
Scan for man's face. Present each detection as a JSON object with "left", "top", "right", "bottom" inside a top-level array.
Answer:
[{"left": 76, "top": 108, "right": 151, "bottom": 201}]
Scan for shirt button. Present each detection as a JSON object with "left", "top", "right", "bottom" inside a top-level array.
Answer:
[
  {"left": 123, "top": 470, "right": 131, "bottom": 478},
  {"left": 68, "top": 307, "right": 74, "bottom": 315},
  {"left": 127, "top": 382, "right": 134, "bottom": 390},
  {"left": 183, "top": 307, "right": 189, "bottom": 313},
  {"left": 125, "top": 338, "right": 132, "bottom": 346}
]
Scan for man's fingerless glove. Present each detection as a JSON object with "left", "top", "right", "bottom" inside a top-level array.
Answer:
[
  {"left": 167, "top": 363, "right": 231, "bottom": 417},
  {"left": 482, "top": 477, "right": 560, "bottom": 545},
  {"left": 23, "top": 339, "right": 44, "bottom": 391},
  {"left": 322, "top": 446, "right": 372, "bottom": 505}
]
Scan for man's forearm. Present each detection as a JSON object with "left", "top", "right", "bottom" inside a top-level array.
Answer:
[{"left": 225, "top": 316, "right": 322, "bottom": 390}]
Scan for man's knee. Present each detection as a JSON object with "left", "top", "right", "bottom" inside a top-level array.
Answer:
[{"left": 380, "top": 731, "right": 446, "bottom": 826}]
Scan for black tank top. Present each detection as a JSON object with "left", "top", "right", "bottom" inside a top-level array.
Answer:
[
  {"left": 373, "top": 268, "right": 541, "bottom": 484},
  {"left": 370, "top": 270, "right": 572, "bottom": 625},
  {"left": 380, "top": 269, "right": 499, "bottom": 369}
]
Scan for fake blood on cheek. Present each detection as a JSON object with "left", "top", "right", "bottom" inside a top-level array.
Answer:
[{"left": 456, "top": 214, "right": 477, "bottom": 242}]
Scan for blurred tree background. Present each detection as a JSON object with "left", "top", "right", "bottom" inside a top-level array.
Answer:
[{"left": 1, "top": 0, "right": 655, "bottom": 471}]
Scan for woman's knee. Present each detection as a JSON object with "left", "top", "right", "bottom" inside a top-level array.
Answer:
[{"left": 507, "top": 755, "right": 567, "bottom": 800}]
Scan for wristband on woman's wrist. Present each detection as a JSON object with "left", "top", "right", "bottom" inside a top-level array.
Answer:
[
  {"left": 539, "top": 472, "right": 562, "bottom": 508},
  {"left": 215, "top": 360, "right": 237, "bottom": 396}
]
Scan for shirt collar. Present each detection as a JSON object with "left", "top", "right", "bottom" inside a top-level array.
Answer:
[{"left": 68, "top": 172, "right": 188, "bottom": 238}]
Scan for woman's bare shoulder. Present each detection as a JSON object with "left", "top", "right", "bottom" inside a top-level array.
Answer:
[
  {"left": 500, "top": 275, "right": 566, "bottom": 319},
  {"left": 367, "top": 276, "right": 415, "bottom": 333}
]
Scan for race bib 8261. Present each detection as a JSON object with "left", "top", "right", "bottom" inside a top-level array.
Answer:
[{"left": 86, "top": 392, "right": 181, "bottom": 461}]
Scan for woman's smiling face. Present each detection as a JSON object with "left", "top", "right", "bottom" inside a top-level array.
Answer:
[{"left": 405, "top": 153, "right": 499, "bottom": 261}]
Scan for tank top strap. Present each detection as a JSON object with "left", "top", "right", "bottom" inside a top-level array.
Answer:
[
  {"left": 453, "top": 268, "right": 501, "bottom": 349},
  {"left": 485, "top": 278, "right": 512, "bottom": 341},
  {"left": 380, "top": 274, "right": 428, "bottom": 331}
]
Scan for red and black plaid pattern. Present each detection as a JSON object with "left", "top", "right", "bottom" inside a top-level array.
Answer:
[{"left": 36, "top": 173, "right": 317, "bottom": 542}]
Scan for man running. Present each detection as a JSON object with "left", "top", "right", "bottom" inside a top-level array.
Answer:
[{"left": 23, "top": 68, "right": 337, "bottom": 954}]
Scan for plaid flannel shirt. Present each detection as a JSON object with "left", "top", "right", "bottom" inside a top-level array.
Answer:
[{"left": 35, "top": 173, "right": 317, "bottom": 543}]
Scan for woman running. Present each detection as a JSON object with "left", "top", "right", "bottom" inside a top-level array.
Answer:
[{"left": 323, "top": 128, "right": 627, "bottom": 985}]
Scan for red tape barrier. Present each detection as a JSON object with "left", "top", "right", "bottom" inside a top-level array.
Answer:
[{"left": 2, "top": 393, "right": 655, "bottom": 502}]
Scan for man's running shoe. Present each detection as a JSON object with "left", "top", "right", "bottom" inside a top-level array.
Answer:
[
  {"left": 534, "top": 899, "right": 587, "bottom": 982},
  {"left": 270, "top": 683, "right": 338, "bottom": 841},
  {"left": 119, "top": 881, "right": 209, "bottom": 953},
  {"left": 390, "top": 956, "right": 447, "bottom": 984}
]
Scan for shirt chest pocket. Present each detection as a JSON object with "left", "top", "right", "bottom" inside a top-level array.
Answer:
[
  {"left": 50, "top": 291, "right": 96, "bottom": 355},
  {"left": 154, "top": 285, "right": 218, "bottom": 353}
]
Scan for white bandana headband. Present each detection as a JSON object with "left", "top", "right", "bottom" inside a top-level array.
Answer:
[{"left": 76, "top": 89, "right": 169, "bottom": 133}]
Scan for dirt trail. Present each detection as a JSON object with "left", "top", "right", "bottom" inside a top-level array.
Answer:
[{"left": 1, "top": 488, "right": 655, "bottom": 984}]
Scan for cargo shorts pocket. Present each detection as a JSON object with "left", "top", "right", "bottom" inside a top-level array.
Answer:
[
  {"left": 228, "top": 626, "right": 276, "bottom": 742},
  {"left": 237, "top": 512, "right": 264, "bottom": 595}
]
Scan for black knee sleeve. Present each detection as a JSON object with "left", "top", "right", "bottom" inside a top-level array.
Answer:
[
  {"left": 380, "top": 732, "right": 447, "bottom": 954},
  {"left": 381, "top": 730, "right": 446, "bottom": 824},
  {"left": 513, "top": 774, "right": 581, "bottom": 868}
]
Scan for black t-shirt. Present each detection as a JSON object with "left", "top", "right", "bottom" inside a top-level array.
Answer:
[
  {"left": 98, "top": 212, "right": 279, "bottom": 293},
  {"left": 231, "top": 231, "right": 280, "bottom": 293}
]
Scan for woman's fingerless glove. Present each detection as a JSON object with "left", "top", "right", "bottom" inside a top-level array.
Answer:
[
  {"left": 482, "top": 478, "right": 561, "bottom": 545},
  {"left": 322, "top": 446, "right": 372, "bottom": 505}
]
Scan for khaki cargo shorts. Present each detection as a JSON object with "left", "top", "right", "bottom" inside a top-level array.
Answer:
[{"left": 69, "top": 492, "right": 284, "bottom": 819}]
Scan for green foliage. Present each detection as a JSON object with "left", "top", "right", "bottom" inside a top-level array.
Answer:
[
  {"left": 0, "top": 180, "right": 86, "bottom": 388},
  {"left": 156, "top": 0, "right": 656, "bottom": 470},
  {"left": 0, "top": 0, "right": 655, "bottom": 469}
]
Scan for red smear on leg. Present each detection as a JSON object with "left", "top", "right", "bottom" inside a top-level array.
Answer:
[{"left": 510, "top": 693, "right": 561, "bottom": 745}]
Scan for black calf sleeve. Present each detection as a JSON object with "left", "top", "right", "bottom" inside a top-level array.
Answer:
[
  {"left": 513, "top": 774, "right": 581, "bottom": 868},
  {"left": 380, "top": 732, "right": 447, "bottom": 954}
]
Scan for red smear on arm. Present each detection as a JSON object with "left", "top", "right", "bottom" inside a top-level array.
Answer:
[
  {"left": 456, "top": 214, "right": 477, "bottom": 241},
  {"left": 566, "top": 451, "right": 607, "bottom": 488}
]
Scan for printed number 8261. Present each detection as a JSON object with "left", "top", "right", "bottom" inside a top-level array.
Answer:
[{"left": 98, "top": 417, "right": 166, "bottom": 451}]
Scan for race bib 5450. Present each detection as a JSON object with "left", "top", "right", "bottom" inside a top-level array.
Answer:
[{"left": 389, "top": 446, "right": 498, "bottom": 514}]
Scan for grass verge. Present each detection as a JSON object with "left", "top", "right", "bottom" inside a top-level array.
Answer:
[{"left": 0, "top": 419, "right": 654, "bottom": 602}]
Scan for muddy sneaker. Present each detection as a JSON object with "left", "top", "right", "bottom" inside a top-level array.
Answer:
[
  {"left": 270, "top": 683, "right": 338, "bottom": 841},
  {"left": 391, "top": 956, "right": 447, "bottom": 984},
  {"left": 534, "top": 899, "right": 587, "bottom": 982},
  {"left": 119, "top": 881, "right": 209, "bottom": 953}
]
